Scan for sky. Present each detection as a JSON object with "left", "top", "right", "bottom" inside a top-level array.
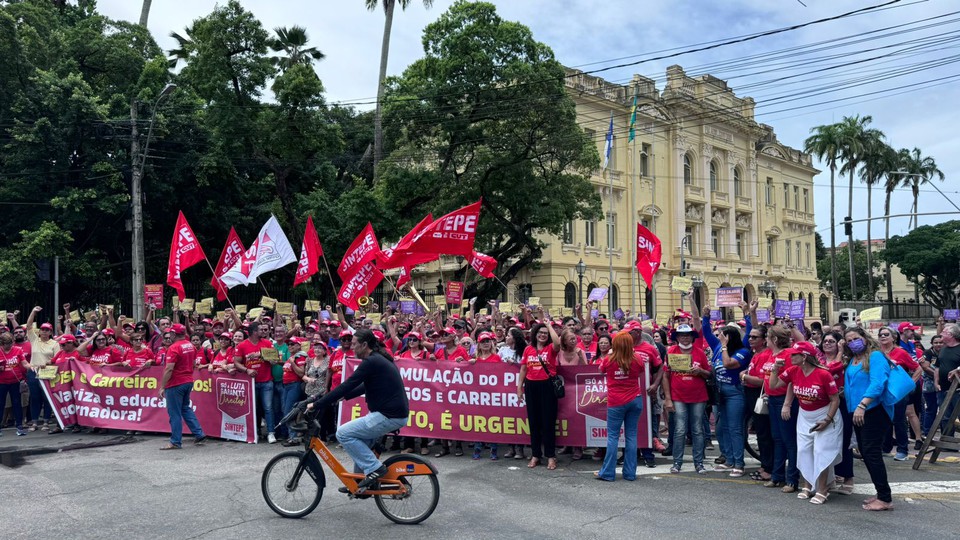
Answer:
[{"left": 97, "top": 0, "right": 960, "bottom": 244}]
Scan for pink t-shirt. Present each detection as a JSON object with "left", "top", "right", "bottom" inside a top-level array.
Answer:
[
  {"left": 778, "top": 365, "right": 838, "bottom": 411},
  {"left": 522, "top": 345, "right": 558, "bottom": 381}
]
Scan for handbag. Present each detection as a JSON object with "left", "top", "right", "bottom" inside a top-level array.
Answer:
[
  {"left": 536, "top": 354, "right": 565, "bottom": 399},
  {"left": 881, "top": 357, "right": 916, "bottom": 407},
  {"left": 754, "top": 388, "right": 769, "bottom": 415}
]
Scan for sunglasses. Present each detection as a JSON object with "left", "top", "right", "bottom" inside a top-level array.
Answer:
[
  {"left": 408, "top": 337, "right": 420, "bottom": 342},
  {"left": 748, "top": 335, "right": 761, "bottom": 340},
  {"left": 878, "top": 333, "right": 892, "bottom": 338}
]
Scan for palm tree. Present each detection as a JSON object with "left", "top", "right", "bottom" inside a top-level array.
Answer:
[
  {"left": 836, "top": 115, "right": 873, "bottom": 299},
  {"left": 882, "top": 150, "right": 910, "bottom": 303},
  {"left": 270, "top": 26, "right": 325, "bottom": 71},
  {"left": 804, "top": 123, "right": 842, "bottom": 299},
  {"left": 167, "top": 27, "right": 195, "bottom": 68},
  {"left": 856, "top": 131, "right": 891, "bottom": 299},
  {"left": 901, "top": 148, "right": 945, "bottom": 230},
  {"left": 139, "top": 0, "right": 152, "bottom": 26},
  {"left": 366, "top": 0, "right": 434, "bottom": 181}
]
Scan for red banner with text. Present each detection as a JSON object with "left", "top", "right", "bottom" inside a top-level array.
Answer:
[
  {"left": 338, "top": 359, "right": 653, "bottom": 448},
  {"left": 41, "top": 359, "right": 258, "bottom": 443}
]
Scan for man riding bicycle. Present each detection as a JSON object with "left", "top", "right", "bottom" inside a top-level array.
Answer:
[{"left": 305, "top": 328, "right": 409, "bottom": 491}]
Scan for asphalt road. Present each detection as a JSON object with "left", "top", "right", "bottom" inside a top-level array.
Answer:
[{"left": 1, "top": 428, "right": 959, "bottom": 540}]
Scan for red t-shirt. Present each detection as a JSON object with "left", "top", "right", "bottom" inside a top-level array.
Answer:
[
  {"left": 760, "top": 349, "right": 792, "bottom": 397},
  {"left": 778, "top": 365, "right": 838, "bottom": 411},
  {"left": 194, "top": 347, "right": 213, "bottom": 367},
  {"left": 113, "top": 339, "right": 131, "bottom": 356},
  {"left": 474, "top": 353, "right": 502, "bottom": 364},
  {"left": 888, "top": 347, "right": 920, "bottom": 372},
  {"left": 87, "top": 347, "right": 122, "bottom": 367},
  {"left": 633, "top": 342, "right": 663, "bottom": 369},
  {"left": 164, "top": 339, "right": 196, "bottom": 388},
  {"left": 155, "top": 347, "right": 167, "bottom": 366},
  {"left": 399, "top": 349, "right": 430, "bottom": 361},
  {"left": 124, "top": 348, "right": 155, "bottom": 369},
  {"left": 747, "top": 349, "right": 771, "bottom": 388},
  {"left": 600, "top": 356, "right": 643, "bottom": 407},
  {"left": 283, "top": 353, "right": 308, "bottom": 384},
  {"left": 522, "top": 345, "right": 558, "bottom": 381},
  {"left": 664, "top": 345, "right": 710, "bottom": 403},
  {"left": 436, "top": 346, "right": 470, "bottom": 362},
  {"left": 211, "top": 347, "right": 234, "bottom": 370},
  {"left": 53, "top": 349, "right": 82, "bottom": 365},
  {"left": 329, "top": 349, "right": 356, "bottom": 390},
  {"left": 578, "top": 340, "right": 598, "bottom": 363},
  {"left": 0, "top": 346, "right": 27, "bottom": 384},
  {"left": 234, "top": 339, "right": 274, "bottom": 383},
  {"left": 825, "top": 358, "right": 845, "bottom": 391}
]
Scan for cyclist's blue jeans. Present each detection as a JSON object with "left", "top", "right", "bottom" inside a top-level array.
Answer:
[{"left": 337, "top": 412, "right": 408, "bottom": 475}]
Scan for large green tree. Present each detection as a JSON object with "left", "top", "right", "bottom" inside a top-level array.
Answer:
[
  {"left": 883, "top": 221, "right": 960, "bottom": 309},
  {"left": 378, "top": 0, "right": 601, "bottom": 301},
  {"left": 816, "top": 240, "right": 884, "bottom": 301}
]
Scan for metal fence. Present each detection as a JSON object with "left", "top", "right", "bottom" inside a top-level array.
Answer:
[{"left": 834, "top": 300, "right": 943, "bottom": 323}]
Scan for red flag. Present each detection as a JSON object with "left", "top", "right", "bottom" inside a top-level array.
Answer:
[
  {"left": 635, "top": 223, "right": 662, "bottom": 289},
  {"left": 396, "top": 266, "right": 412, "bottom": 288},
  {"left": 338, "top": 223, "right": 380, "bottom": 280},
  {"left": 378, "top": 214, "right": 435, "bottom": 270},
  {"left": 469, "top": 251, "right": 498, "bottom": 278},
  {"left": 166, "top": 211, "right": 207, "bottom": 302},
  {"left": 405, "top": 201, "right": 481, "bottom": 257},
  {"left": 294, "top": 216, "right": 324, "bottom": 287},
  {"left": 338, "top": 261, "right": 384, "bottom": 311},
  {"left": 210, "top": 227, "right": 245, "bottom": 301}
]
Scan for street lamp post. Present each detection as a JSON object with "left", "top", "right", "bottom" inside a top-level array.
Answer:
[
  {"left": 679, "top": 236, "right": 690, "bottom": 310},
  {"left": 131, "top": 83, "right": 177, "bottom": 320},
  {"left": 759, "top": 279, "right": 776, "bottom": 298},
  {"left": 575, "top": 258, "right": 587, "bottom": 307},
  {"left": 691, "top": 275, "right": 704, "bottom": 312}
]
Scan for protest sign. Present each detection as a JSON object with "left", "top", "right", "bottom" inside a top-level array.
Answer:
[
  {"left": 304, "top": 300, "right": 321, "bottom": 312},
  {"left": 179, "top": 298, "right": 195, "bottom": 312},
  {"left": 42, "top": 360, "right": 257, "bottom": 443},
  {"left": 400, "top": 300, "right": 417, "bottom": 314},
  {"left": 339, "top": 359, "right": 652, "bottom": 448},
  {"left": 755, "top": 308, "right": 772, "bottom": 322},
  {"left": 613, "top": 308, "right": 625, "bottom": 320},
  {"left": 859, "top": 306, "right": 883, "bottom": 322},
  {"left": 275, "top": 302, "right": 294, "bottom": 316},
  {"left": 671, "top": 276, "right": 692, "bottom": 292},
  {"left": 259, "top": 296, "right": 277, "bottom": 309},
  {"left": 527, "top": 297, "right": 541, "bottom": 307},
  {"left": 710, "top": 309, "right": 722, "bottom": 322},
  {"left": 235, "top": 304, "right": 247, "bottom": 315},
  {"left": 715, "top": 287, "right": 742, "bottom": 307},
  {"left": 944, "top": 309, "right": 959, "bottom": 321},
  {"left": 587, "top": 287, "right": 608, "bottom": 302},
  {"left": 143, "top": 284, "right": 164, "bottom": 310},
  {"left": 757, "top": 298, "right": 773, "bottom": 309},
  {"left": 774, "top": 299, "right": 806, "bottom": 318}
]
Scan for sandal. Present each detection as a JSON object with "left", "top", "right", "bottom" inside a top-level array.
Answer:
[
  {"left": 810, "top": 492, "right": 829, "bottom": 505},
  {"left": 159, "top": 444, "right": 181, "bottom": 450},
  {"left": 797, "top": 488, "right": 813, "bottom": 500},
  {"left": 781, "top": 484, "right": 798, "bottom": 494},
  {"left": 729, "top": 469, "right": 745, "bottom": 478},
  {"left": 763, "top": 480, "right": 785, "bottom": 488},
  {"left": 420, "top": 447, "right": 431, "bottom": 456},
  {"left": 863, "top": 496, "right": 878, "bottom": 505},
  {"left": 546, "top": 458, "right": 558, "bottom": 470},
  {"left": 434, "top": 448, "right": 450, "bottom": 458},
  {"left": 835, "top": 483, "right": 855, "bottom": 496},
  {"left": 862, "top": 499, "right": 892, "bottom": 511},
  {"left": 572, "top": 449, "right": 584, "bottom": 460},
  {"left": 528, "top": 457, "right": 540, "bottom": 468}
]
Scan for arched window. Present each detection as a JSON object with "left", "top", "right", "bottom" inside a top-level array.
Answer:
[
  {"left": 683, "top": 153, "right": 693, "bottom": 185},
  {"left": 610, "top": 284, "right": 620, "bottom": 312},
  {"left": 709, "top": 161, "right": 719, "bottom": 191},
  {"left": 734, "top": 167, "right": 743, "bottom": 197},
  {"left": 788, "top": 291, "right": 795, "bottom": 301},
  {"left": 564, "top": 283, "right": 577, "bottom": 308},
  {"left": 587, "top": 283, "right": 598, "bottom": 296}
]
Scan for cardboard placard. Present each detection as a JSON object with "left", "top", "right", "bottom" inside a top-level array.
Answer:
[
  {"left": 320, "top": 310, "right": 331, "bottom": 321},
  {"left": 179, "top": 299, "right": 195, "bottom": 312},
  {"left": 560, "top": 307, "right": 573, "bottom": 317},
  {"left": 195, "top": 301, "right": 212, "bottom": 315},
  {"left": 859, "top": 306, "right": 883, "bottom": 322},
  {"left": 0, "top": 310, "right": 6, "bottom": 321},
  {"left": 216, "top": 311, "right": 226, "bottom": 320},
  {"left": 235, "top": 304, "right": 247, "bottom": 315},
  {"left": 368, "top": 313, "right": 382, "bottom": 325},
  {"left": 260, "top": 296, "right": 277, "bottom": 309},
  {"left": 172, "top": 297, "right": 180, "bottom": 310},
  {"left": 69, "top": 310, "right": 81, "bottom": 324},
  {"left": 499, "top": 302, "right": 513, "bottom": 313},
  {"left": 400, "top": 300, "right": 417, "bottom": 314},
  {"left": 260, "top": 347, "right": 280, "bottom": 363},
  {"left": 945, "top": 309, "right": 960, "bottom": 321},
  {"left": 445, "top": 282, "right": 464, "bottom": 306},
  {"left": 432, "top": 295, "right": 446, "bottom": 307},
  {"left": 304, "top": 300, "right": 321, "bottom": 312},
  {"left": 755, "top": 308, "right": 772, "bottom": 322},
  {"left": 276, "top": 302, "right": 294, "bottom": 316},
  {"left": 710, "top": 309, "right": 722, "bottom": 322},
  {"left": 757, "top": 297, "right": 773, "bottom": 309},
  {"left": 668, "top": 353, "right": 692, "bottom": 372},
  {"left": 38, "top": 366, "right": 60, "bottom": 380},
  {"left": 587, "top": 287, "right": 608, "bottom": 302},
  {"left": 83, "top": 311, "right": 96, "bottom": 322},
  {"left": 671, "top": 276, "right": 692, "bottom": 292},
  {"left": 247, "top": 307, "right": 263, "bottom": 319},
  {"left": 527, "top": 297, "right": 541, "bottom": 307}
]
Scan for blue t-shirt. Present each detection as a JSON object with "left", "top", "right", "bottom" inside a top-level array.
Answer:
[{"left": 703, "top": 316, "right": 752, "bottom": 385}]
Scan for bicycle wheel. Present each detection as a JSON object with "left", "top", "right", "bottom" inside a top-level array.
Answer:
[
  {"left": 262, "top": 451, "right": 324, "bottom": 518},
  {"left": 375, "top": 456, "right": 440, "bottom": 524}
]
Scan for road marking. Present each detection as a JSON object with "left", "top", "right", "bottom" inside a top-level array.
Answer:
[{"left": 854, "top": 480, "right": 960, "bottom": 495}]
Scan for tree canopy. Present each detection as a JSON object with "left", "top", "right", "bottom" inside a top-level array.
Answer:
[{"left": 883, "top": 221, "right": 960, "bottom": 309}]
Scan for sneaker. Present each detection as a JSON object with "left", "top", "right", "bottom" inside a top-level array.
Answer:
[
  {"left": 472, "top": 449, "right": 482, "bottom": 460},
  {"left": 267, "top": 432, "right": 277, "bottom": 444},
  {"left": 357, "top": 465, "right": 387, "bottom": 491},
  {"left": 696, "top": 466, "right": 709, "bottom": 475},
  {"left": 17, "top": 428, "right": 27, "bottom": 437},
  {"left": 914, "top": 440, "right": 923, "bottom": 451},
  {"left": 644, "top": 458, "right": 656, "bottom": 468},
  {"left": 893, "top": 452, "right": 907, "bottom": 461},
  {"left": 670, "top": 466, "right": 681, "bottom": 474},
  {"left": 714, "top": 455, "right": 727, "bottom": 465},
  {"left": 490, "top": 449, "right": 499, "bottom": 461},
  {"left": 715, "top": 463, "right": 733, "bottom": 471},
  {"left": 194, "top": 436, "right": 207, "bottom": 446},
  {"left": 652, "top": 438, "right": 666, "bottom": 452}
]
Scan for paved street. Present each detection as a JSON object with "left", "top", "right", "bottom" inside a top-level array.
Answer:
[{"left": 2, "top": 427, "right": 959, "bottom": 539}]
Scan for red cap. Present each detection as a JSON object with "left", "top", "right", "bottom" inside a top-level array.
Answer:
[
  {"left": 170, "top": 324, "right": 187, "bottom": 335},
  {"left": 897, "top": 321, "right": 919, "bottom": 333},
  {"left": 675, "top": 309, "right": 693, "bottom": 319},
  {"left": 312, "top": 341, "right": 329, "bottom": 353},
  {"left": 201, "top": 318, "right": 213, "bottom": 325},
  {"left": 373, "top": 330, "right": 386, "bottom": 342},
  {"left": 102, "top": 328, "right": 115, "bottom": 337},
  {"left": 219, "top": 332, "right": 233, "bottom": 340},
  {"left": 328, "top": 321, "right": 342, "bottom": 328},
  {"left": 39, "top": 322, "right": 54, "bottom": 330},
  {"left": 791, "top": 341, "right": 819, "bottom": 357},
  {"left": 339, "top": 329, "right": 353, "bottom": 339},
  {"left": 406, "top": 331, "right": 422, "bottom": 341},
  {"left": 58, "top": 334, "right": 78, "bottom": 344},
  {"left": 122, "top": 322, "right": 134, "bottom": 329},
  {"left": 289, "top": 337, "right": 307, "bottom": 345},
  {"left": 440, "top": 327, "right": 457, "bottom": 336},
  {"left": 477, "top": 332, "right": 496, "bottom": 342},
  {"left": 623, "top": 321, "right": 643, "bottom": 333}
]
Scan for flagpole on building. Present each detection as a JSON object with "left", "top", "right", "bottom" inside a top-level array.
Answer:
[
  {"left": 629, "top": 100, "right": 638, "bottom": 315},
  {"left": 606, "top": 111, "right": 615, "bottom": 317},
  {"left": 650, "top": 140, "right": 658, "bottom": 321}
]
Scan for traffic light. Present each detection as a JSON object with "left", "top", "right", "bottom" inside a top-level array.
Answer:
[{"left": 843, "top": 217, "right": 852, "bottom": 236}]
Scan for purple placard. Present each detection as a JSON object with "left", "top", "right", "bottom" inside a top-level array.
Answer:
[
  {"left": 415, "top": 303, "right": 426, "bottom": 316},
  {"left": 944, "top": 309, "right": 959, "bottom": 321},
  {"left": 710, "top": 309, "right": 722, "bottom": 321},
  {"left": 588, "top": 287, "right": 608, "bottom": 302},
  {"left": 320, "top": 310, "right": 331, "bottom": 320},
  {"left": 400, "top": 300, "right": 417, "bottom": 314},
  {"left": 387, "top": 301, "right": 400, "bottom": 311},
  {"left": 789, "top": 299, "right": 806, "bottom": 319},
  {"left": 756, "top": 308, "right": 772, "bottom": 322},
  {"left": 715, "top": 287, "right": 743, "bottom": 307},
  {"left": 640, "top": 314, "right": 651, "bottom": 321},
  {"left": 591, "top": 309, "right": 600, "bottom": 318},
  {"left": 773, "top": 299, "right": 805, "bottom": 318},
  {"left": 613, "top": 308, "right": 625, "bottom": 320},
  {"left": 889, "top": 322, "right": 900, "bottom": 330},
  {"left": 773, "top": 300, "right": 788, "bottom": 318},
  {"left": 345, "top": 308, "right": 355, "bottom": 315}
]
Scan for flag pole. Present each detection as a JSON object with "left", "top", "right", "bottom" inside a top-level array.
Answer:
[
  {"left": 320, "top": 254, "right": 339, "bottom": 299},
  {"left": 201, "top": 255, "right": 237, "bottom": 312}
]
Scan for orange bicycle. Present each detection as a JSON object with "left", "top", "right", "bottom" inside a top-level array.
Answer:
[{"left": 261, "top": 405, "right": 440, "bottom": 524}]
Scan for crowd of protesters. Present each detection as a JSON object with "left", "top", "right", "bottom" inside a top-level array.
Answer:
[{"left": 2, "top": 296, "right": 960, "bottom": 511}]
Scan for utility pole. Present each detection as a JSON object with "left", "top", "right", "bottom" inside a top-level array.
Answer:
[{"left": 131, "top": 83, "right": 176, "bottom": 320}]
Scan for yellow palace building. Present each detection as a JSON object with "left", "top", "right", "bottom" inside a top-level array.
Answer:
[{"left": 409, "top": 65, "right": 827, "bottom": 324}]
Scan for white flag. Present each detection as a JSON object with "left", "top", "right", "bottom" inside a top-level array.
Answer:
[{"left": 219, "top": 215, "right": 297, "bottom": 287}]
